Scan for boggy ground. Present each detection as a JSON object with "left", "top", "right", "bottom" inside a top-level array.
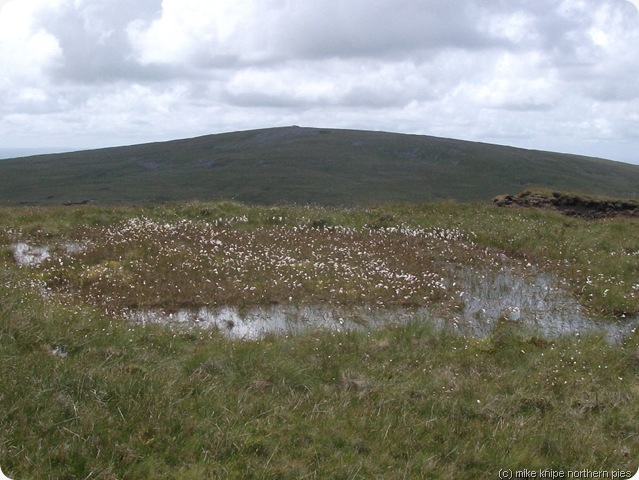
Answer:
[
  {"left": 1, "top": 199, "right": 638, "bottom": 478},
  {"left": 4, "top": 197, "right": 638, "bottom": 318}
]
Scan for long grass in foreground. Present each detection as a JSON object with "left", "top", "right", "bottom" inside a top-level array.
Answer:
[
  {"left": 1, "top": 265, "right": 638, "bottom": 478},
  {"left": 1, "top": 200, "right": 639, "bottom": 478}
]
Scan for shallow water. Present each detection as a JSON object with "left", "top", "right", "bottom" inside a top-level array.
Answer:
[
  {"left": 125, "top": 305, "right": 418, "bottom": 340},
  {"left": 12, "top": 243, "right": 51, "bottom": 266},
  {"left": 11, "top": 242, "right": 85, "bottom": 266},
  {"left": 126, "top": 268, "right": 639, "bottom": 343},
  {"left": 10, "top": 243, "right": 639, "bottom": 343},
  {"left": 451, "top": 267, "right": 638, "bottom": 343}
]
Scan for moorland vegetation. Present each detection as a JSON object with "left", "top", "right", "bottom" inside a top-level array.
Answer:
[
  {"left": 2, "top": 127, "right": 639, "bottom": 206},
  {"left": 1, "top": 198, "right": 638, "bottom": 477}
]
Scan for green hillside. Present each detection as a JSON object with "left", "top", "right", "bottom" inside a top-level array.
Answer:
[{"left": 1, "top": 126, "right": 639, "bottom": 205}]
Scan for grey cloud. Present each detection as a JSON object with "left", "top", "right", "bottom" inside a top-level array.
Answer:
[
  {"left": 477, "top": 0, "right": 620, "bottom": 64},
  {"left": 267, "top": 0, "right": 510, "bottom": 61},
  {"left": 122, "top": 0, "right": 518, "bottom": 72},
  {"left": 487, "top": 99, "right": 554, "bottom": 112},
  {"left": 3, "top": 94, "right": 67, "bottom": 115},
  {"left": 28, "top": 0, "right": 636, "bottom": 86},
  {"left": 34, "top": 0, "right": 169, "bottom": 83},
  {"left": 569, "top": 72, "right": 639, "bottom": 102},
  {"left": 223, "top": 83, "right": 419, "bottom": 110},
  {"left": 222, "top": 91, "right": 314, "bottom": 109},
  {"left": 31, "top": 0, "right": 618, "bottom": 84},
  {"left": 338, "top": 87, "right": 419, "bottom": 108}
]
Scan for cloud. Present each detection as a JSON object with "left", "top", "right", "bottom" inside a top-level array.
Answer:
[
  {"left": 127, "top": 0, "right": 265, "bottom": 69},
  {"left": 265, "top": 0, "right": 506, "bottom": 60},
  {"left": 0, "top": 1, "right": 63, "bottom": 81},
  {"left": 222, "top": 59, "right": 441, "bottom": 110},
  {"left": 126, "top": 0, "right": 519, "bottom": 69},
  {"left": 29, "top": 0, "right": 165, "bottom": 83},
  {"left": 0, "top": 0, "right": 638, "bottom": 164}
]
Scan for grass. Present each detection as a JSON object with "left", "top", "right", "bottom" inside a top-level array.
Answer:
[
  {"left": 1, "top": 199, "right": 639, "bottom": 478},
  {"left": 3, "top": 199, "right": 638, "bottom": 317},
  {"left": 2, "top": 126, "right": 639, "bottom": 206}
]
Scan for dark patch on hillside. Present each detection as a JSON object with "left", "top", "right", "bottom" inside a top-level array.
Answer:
[{"left": 494, "top": 191, "right": 639, "bottom": 219}]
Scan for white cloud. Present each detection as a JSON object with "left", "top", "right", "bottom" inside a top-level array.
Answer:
[
  {"left": 222, "top": 59, "right": 440, "bottom": 110},
  {"left": 128, "top": 0, "right": 261, "bottom": 67},
  {"left": 0, "top": 1, "right": 63, "bottom": 81},
  {"left": 0, "top": 0, "right": 638, "bottom": 164},
  {"left": 461, "top": 52, "right": 560, "bottom": 111}
]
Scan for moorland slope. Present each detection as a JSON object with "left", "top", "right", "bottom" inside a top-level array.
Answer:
[{"left": 1, "top": 126, "right": 639, "bottom": 205}]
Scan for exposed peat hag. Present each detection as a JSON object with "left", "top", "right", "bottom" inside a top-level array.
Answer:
[{"left": 494, "top": 190, "right": 639, "bottom": 219}]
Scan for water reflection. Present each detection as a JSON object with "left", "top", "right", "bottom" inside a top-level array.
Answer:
[
  {"left": 12, "top": 243, "right": 51, "bottom": 266},
  {"left": 10, "top": 243, "right": 638, "bottom": 343},
  {"left": 451, "top": 268, "right": 638, "bottom": 343},
  {"left": 125, "top": 268, "right": 639, "bottom": 344}
]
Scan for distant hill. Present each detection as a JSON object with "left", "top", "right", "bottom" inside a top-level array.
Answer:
[{"left": 1, "top": 126, "right": 639, "bottom": 206}]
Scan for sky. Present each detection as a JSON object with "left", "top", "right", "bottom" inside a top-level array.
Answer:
[{"left": 1, "top": 0, "right": 639, "bottom": 164}]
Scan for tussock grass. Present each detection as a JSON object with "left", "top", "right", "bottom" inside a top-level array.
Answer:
[
  {"left": 1, "top": 271, "right": 638, "bottom": 478},
  {"left": 1, "top": 200, "right": 639, "bottom": 477}
]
